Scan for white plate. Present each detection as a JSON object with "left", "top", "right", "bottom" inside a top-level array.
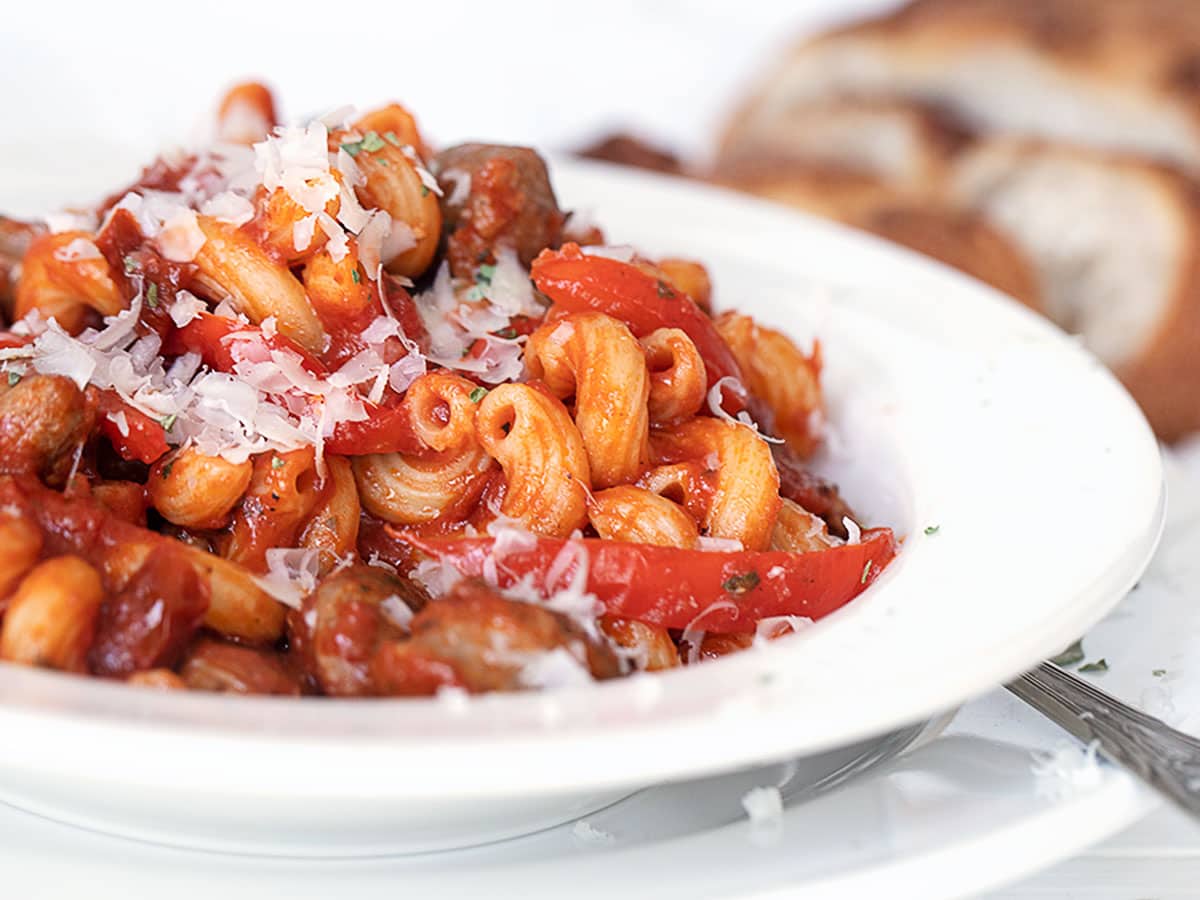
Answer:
[
  {"left": 0, "top": 161, "right": 1164, "bottom": 852},
  {"left": 10, "top": 442, "right": 1200, "bottom": 898}
]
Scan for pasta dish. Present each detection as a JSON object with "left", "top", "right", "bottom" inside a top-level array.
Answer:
[{"left": 0, "top": 85, "right": 896, "bottom": 696}]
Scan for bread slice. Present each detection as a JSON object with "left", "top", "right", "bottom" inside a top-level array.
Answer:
[
  {"left": 716, "top": 97, "right": 967, "bottom": 191},
  {"left": 853, "top": 203, "right": 1042, "bottom": 308},
  {"left": 714, "top": 161, "right": 1040, "bottom": 307},
  {"left": 950, "top": 139, "right": 1200, "bottom": 439},
  {"left": 724, "top": 0, "right": 1200, "bottom": 173},
  {"left": 713, "top": 163, "right": 908, "bottom": 221}
]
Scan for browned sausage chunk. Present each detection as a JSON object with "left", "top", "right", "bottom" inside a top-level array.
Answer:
[
  {"left": 286, "top": 564, "right": 421, "bottom": 697},
  {"left": 433, "top": 144, "right": 565, "bottom": 277},
  {"left": 89, "top": 543, "right": 210, "bottom": 677},
  {"left": 0, "top": 375, "right": 92, "bottom": 484},
  {"left": 180, "top": 638, "right": 300, "bottom": 696},
  {"left": 372, "top": 579, "right": 622, "bottom": 695}
]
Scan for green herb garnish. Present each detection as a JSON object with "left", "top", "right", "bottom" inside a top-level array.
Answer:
[
  {"left": 160, "top": 413, "right": 178, "bottom": 432},
  {"left": 860, "top": 561, "right": 872, "bottom": 584},
  {"left": 384, "top": 131, "right": 401, "bottom": 146},
  {"left": 723, "top": 571, "right": 760, "bottom": 595},
  {"left": 271, "top": 456, "right": 285, "bottom": 470},
  {"left": 495, "top": 326, "right": 517, "bottom": 340},
  {"left": 420, "top": 185, "right": 430, "bottom": 197},
  {"left": 340, "top": 140, "right": 363, "bottom": 157},
  {"left": 1049, "top": 639, "right": 1085, "bottom": 667},
  {"left": 123, "top": 256, "right": 138, "bottom": 273},
  {"left": 924, "top": 524, "right": 940, "bottom": 536},
  {"left": 360, "top": 130, "right": 386, "bottom": 153},
  {"left": 161, "top": 462, "right": 173, "bottom": 479},
  {"left": 476, "top": 263, "right": 496, "bottom": 286},
  {"left": 6, "top": 371, "right": 20, "bottom": 387},
  {"left": 146, "top": 282, "right": 159, "bottom": 308},
  {"left": 1153, "top": 668, "right": 1167, "bottom": 678},
  {"left": 1079, "top": 659, "right": 1109, "bottom": 674},
  {"left": 351, "top": 268, "right": 361, "bottom": 284},
  {"left": 469, "top": 386, "right": 487, "bottom": 403}
]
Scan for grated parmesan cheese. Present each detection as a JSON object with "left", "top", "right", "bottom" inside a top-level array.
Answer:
[
  {"left": 200, "top": 191, "right": 254, "bottom": 227},
  {"left": 168, "top": 291, "right": 207, "bottom": 327},
  {"left": 1031, "top": 740, "right": 1103, "bottom": 800},
  {"left": 680, "top": 598, "right": 740, "bottom": 664},
  {"left": 697, "top": 536, "right": 744, "bottom": 552},
  {"left": 754, "top": 615, "right": 813, "bottom": 644},
  {"left": 379, "top": 594, "right": 415, "bottom": 631},
  {"left": 156, "top": 208, "right": 207, "bottom": 262},
  {"left": 53, "top": 238, "right": 102, "bottom": 263},
  {"left": 106, "top": 410, "right": 129, "bottom": 437},
  {"left": 741, "top": 786, "right": 784, "bottom": 844},
  {"left": 842, "top": 517, "right": 861, "bottom": 545},
  {"left": 706, "top": 376, "right": 784, "bottom": 444},
  {"left": 571, "top": 820, "right": 616, "bottom": 846},
  {"left": 251, "top": 548, "right": 322, "bottom": 609}
]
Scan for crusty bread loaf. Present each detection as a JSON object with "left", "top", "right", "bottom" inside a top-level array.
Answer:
[
  {"left": 716, "top": 98, "right": 967, "bottom": 192},
  {"left": 852, "top": 203, "right": 1042, "bottom": 308},
  {"left": 724, "top": 0, "right": 1200, "bottom": 174},
  {"left": 713, "top": 163, "right": 909, "bottom": 221},
  {"left": 950, "top": 139, "right": 1200, "bottom": 440},
  {"left": 716, "top": 161, "right": 1040, "bottom": 307}
]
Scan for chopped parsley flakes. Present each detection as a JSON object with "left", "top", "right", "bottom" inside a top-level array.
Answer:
[
  {"left": 351, "top": 268, "right": 361, "bottom": 284},
  {"left": 860, "top": 561, "right": 872, "bottom": 584},
  {"left": 924, "top": 524, "right": 940, "bottom": 536},
  {"left": 384, "top": 131, "right": 401, "bottom": 147},
  {"left": 160, "top": 413, "right": 178, "bottom": 432},
  {"left": 476, "top": 263, "right": 496, "bottom": 286},
  {"left": 722, "top": 571, "right": 760, "bottom": 595},
  {"left": 146, "top": 282, "right": 159, "bottom": 308},
  {"left": 360, "top": 130, "right": 386, "bottom": 153},
  {"left": 271, "top": 456, "right": 285, "bottom": 470},
  {"left": 469, "top": 386, "right": 488, "bottom": 403},
  {"left": 6, "top": 371, "right": 20, "bottom": 387},
  {"left": 1079, "top": 659, "right": 1109, "bottom": 674},
  {"left": 1049, "top": 639, "right": 1085, "bottom": 667}
]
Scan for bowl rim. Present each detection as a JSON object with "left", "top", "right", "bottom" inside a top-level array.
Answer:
[{"left": 0, "top": 159, "right": 1165, "bottom": 798}]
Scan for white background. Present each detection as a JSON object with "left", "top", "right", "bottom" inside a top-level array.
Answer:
[
  {"left": 3, "top": 1, "right": 1199, "bottom": 895},
  {"left": 1, "top": 0, "right": 896, "bottom": 213}
]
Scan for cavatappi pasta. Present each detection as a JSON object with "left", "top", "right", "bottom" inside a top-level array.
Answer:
[{"left": 0, "top": 84, "right": 896, "bottom": 696}]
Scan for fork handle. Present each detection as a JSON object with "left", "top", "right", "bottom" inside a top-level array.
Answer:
[{"left": 1007, "top": 662, "right": 1200, "bottom": 820}]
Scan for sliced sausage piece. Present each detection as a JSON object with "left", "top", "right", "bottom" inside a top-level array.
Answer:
[{"left": 286, "top": 564, "right": 422, "bottom": 697}]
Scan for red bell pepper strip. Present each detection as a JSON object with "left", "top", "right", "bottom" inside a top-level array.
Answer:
[
  {"left": 322, "top": 397, "right": 426, "bottom": 456},
  {"left": 531, "top": 244, "right": 743, "bottom": 390},
  {"left": 163, "top": 312, "right": 428, "bottom": 456},
  {"left": 92, "top": 389, "right": 170, "bottom": 464},
  {"left": 163, "top": 311, "right": 327, "bottom": 376},
  {"left": 398, "top": 528, "right": 898, "bottom": 633}
]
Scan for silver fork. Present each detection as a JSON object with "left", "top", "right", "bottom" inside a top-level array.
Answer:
[{"left": 1007, "top": 662, "right": 1200, "bottom": 819}]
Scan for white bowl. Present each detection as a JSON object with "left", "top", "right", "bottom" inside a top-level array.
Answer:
[{"left": 0, "top": 160, "right": 1164, "bottom": 855}]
